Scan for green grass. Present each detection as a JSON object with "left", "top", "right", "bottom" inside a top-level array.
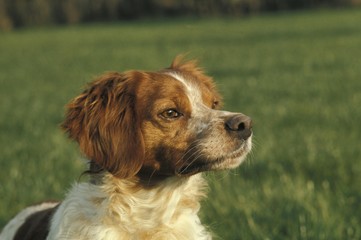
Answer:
[{"left": 1, "top": 8, "right": 361, "bottom": 239}]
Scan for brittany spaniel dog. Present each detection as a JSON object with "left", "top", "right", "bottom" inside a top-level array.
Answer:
[{"left": 1, "top": 56, "right": 252, "bottom": 240}]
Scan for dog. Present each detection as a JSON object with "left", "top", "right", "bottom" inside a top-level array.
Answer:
[{"left": 0, "top": 56, "right": 253, "bottom": 240}]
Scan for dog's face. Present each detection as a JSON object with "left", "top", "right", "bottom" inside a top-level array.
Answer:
[{"left": 62, "top": 57, "right": 252, "bottom": 180}]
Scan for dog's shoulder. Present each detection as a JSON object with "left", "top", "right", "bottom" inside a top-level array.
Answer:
[{"left": 1, "top": 202, "right": 58, "bottom": 240}]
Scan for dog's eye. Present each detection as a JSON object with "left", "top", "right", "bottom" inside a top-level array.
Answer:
[
  {"left": 161, "top": 109, "right": 182, "bottom": 119},
  {"left": 212, "top": 101, "right": 219, "bottom": 109}
]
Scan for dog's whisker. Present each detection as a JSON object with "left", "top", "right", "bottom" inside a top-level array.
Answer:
[
  {"left": 175, "top": 139, "right": 203, "bottom": 165},
  {"left": 179, "top": 151, "right": 206, "bottom": 174},
  {"left": 178, "top": 147, "right": 203, "bottom": 168},
  {"left": 146, "top": 168, "right": 158, "bottom": 186}
]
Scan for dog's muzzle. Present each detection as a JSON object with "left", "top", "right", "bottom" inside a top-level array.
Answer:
[{"left": 224, "top": 114, "right": 253, "bottom": 140}]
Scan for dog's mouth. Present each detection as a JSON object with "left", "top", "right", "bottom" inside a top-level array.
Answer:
[{"left": 176, "top": 140, "right": 252, "bottom": 176}]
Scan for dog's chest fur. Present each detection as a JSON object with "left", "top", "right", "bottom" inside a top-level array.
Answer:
[{"left": 47, "top": 174, "right": 211, "bottom": 240}]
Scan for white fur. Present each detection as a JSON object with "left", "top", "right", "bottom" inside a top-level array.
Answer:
[
  {"left": 166, "top": 72, "right": 214, "bottom": 134},
  {"left": 1, "top": 69, "right": 251, "bottom": 240},
  {"left": 47, "top": 173, "right": 211, "bottom": 240},
  {"left": 165, "top": 72, "right": 204, "bottom": 112},
  {"left": 0, "top": 202, "right": 58, "bottom": 240},
  {"left": 166, "top": 72, "right": 252, "bottom": 169}
]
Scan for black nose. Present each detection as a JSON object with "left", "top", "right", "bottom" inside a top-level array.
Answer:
[{"left": 225, "top": 114, "right": 252, "bottom": 140}]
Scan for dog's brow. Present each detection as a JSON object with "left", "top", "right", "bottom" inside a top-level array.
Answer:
[{"left": 165, "top": 72, "right": 203, "bottom": 107}]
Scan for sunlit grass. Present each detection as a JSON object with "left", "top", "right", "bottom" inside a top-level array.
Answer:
[{"left": 1, "top": 8, "right": 361, "bottom": 239}]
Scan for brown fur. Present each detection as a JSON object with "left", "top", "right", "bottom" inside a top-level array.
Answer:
[
  {"left": 61, "top": 72, "right": 145, "bottom": 178},
  {"left": 1, "top": 56, "right": 253, "bottom": 240},
  {"left": 62, "top": 58, "right": 224, "bottom": 181}
]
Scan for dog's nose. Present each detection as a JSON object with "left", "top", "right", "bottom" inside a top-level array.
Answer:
[{"left": 225, "top": 114, "right": 252, "bottom": 140}]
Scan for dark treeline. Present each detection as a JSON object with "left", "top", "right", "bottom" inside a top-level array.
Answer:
[{"left": 0, "top": 0, "right": 360, "bottom": 30}]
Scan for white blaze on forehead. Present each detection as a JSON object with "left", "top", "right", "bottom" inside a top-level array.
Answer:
[
  {"left": 165, "top": 72, "right": 213, "bottom": 134},
  {"left": 165, "top": 72, "right": 234, "bottom": 116},
  {"left": 165, "top": 72, "right": 204, "bottom": 110}
]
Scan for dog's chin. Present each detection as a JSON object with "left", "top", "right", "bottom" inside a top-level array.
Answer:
[
  {"left": 177, "top": 138, "right": 252, "bottom": 176},
  {"left": 212, "top": 149, "right": 248, "bottom": 170}
]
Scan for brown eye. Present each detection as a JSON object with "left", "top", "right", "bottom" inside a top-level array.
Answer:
[
  {"left": 212, "top": 101, "right": 219, "bottom": 109},
  {"left": 160, "top": 109, "right": 182, "bottom": 119}
]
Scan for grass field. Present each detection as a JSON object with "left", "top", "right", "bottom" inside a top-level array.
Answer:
[{"left": 1, "top": 8, "right": 361, "bottom": 239}]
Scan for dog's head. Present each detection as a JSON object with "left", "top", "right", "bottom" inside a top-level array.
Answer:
[{"left": 62, "top": 57, "right": 252, "bottom": 180}]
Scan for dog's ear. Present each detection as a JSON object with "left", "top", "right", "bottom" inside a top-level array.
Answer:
[{"left": 62, "top": 72, "right": 144, "bottom": 178}]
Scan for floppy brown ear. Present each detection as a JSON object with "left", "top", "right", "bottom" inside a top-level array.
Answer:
[{"left": 62, "top": 72, "right": 144, "bottom": 178}]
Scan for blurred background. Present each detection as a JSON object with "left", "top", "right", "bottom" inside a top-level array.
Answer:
[
  {"left": 1, "top": 0, "right": 361, "bottom": 30},
  {"left": 1, "top": 0, "right": 361, "bottom": 239}
]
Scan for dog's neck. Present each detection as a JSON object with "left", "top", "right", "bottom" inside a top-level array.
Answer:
[
  {"left": 100, "top": 173, "right": 208, "bottom": 225},
  {"left": 88, "top": 161, "right": 187, "bottom": 187},
  {"left": 49, "top": 171, "right": 211, "bottom": 239}
]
